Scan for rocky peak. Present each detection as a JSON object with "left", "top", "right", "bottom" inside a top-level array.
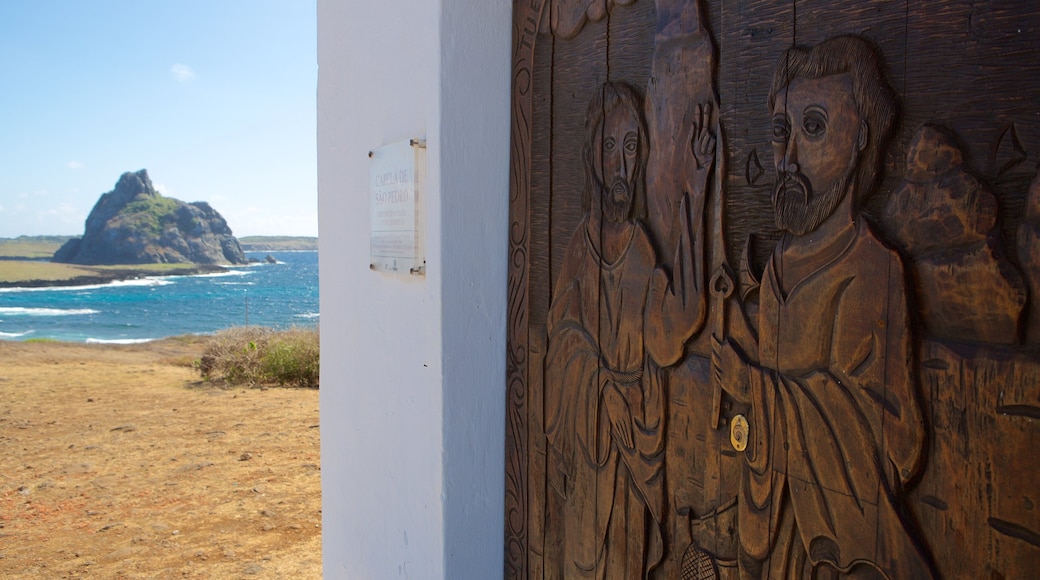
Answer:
[
  {"left": 53, "top": 170, "right": 248, "bottom": 266},
  {"left": 83, "top": 169, "right": 158, "bottom": 239}
]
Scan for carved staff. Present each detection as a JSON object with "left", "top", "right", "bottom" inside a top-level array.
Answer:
[{"left": 705, "top": 104, "right": 731, "bottom": 431}]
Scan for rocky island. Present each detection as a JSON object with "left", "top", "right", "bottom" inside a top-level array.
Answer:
[{"left": 54, "top": 169, "right": 248, "bottom": 266}]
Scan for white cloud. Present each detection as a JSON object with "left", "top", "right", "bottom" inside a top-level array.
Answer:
[
  {"left": 39, "top": 204, "right": 82, "bottom": 225},
  {"left": 154, "top": 183, "right": 169, "bottom": 195},
  {"left": 42, "top": 204, "right": 68, "bottom": 216},
  {"left": 67, "top": 160, "right": 85, "bottom": 170},
  {"left": 171, "top": 64, "right": 196, "bottom": 82}
]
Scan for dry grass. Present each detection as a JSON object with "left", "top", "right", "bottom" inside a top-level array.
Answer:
[
  {"left": 0, "top": 261, "right": 99, "bottom": 282},
  {"left": 0, "top": 238, "right": 65, "bottom": 259},
  {"left": 0, "top": 337, "right": 322, "bottom": 578}
]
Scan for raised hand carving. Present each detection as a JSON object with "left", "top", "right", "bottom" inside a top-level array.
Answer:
[{"left": 690, "top": 103, "right": 717, "bottom": 172}]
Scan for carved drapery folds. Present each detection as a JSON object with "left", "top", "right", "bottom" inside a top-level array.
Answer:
[{"left": 507, "top": 1, "right": 1040, "bottom": 578}]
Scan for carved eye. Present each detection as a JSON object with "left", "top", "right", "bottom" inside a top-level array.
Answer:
[
  {"left": 803, "top": 112, "right": 826, "bottom": 136},
  {"left": 603, "top": 137, "right": 617, "bottom": 152},
  {"left": 624, "top": 137, "right": 638, "bottom": 154},
  {"left": 771, "top": 118, "right": 790, "bottom": 142}
]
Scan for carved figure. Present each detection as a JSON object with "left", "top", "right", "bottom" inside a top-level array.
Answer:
[
  {"left": 544, "top": 81, "right": 710, "bottom": 579},
  {"left": 711, "top": 36, "right": 935, "bottom": 578}
]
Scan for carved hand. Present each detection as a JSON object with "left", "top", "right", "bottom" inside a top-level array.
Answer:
[
  {"left": 603, "top": 382, "right": 634, "bottom": 449},
  {"left": 690, "top": 102, "right": 717, "bottom": 178},
  {"left": 711, "top": 335, "right": 750, "bottom": 401}
]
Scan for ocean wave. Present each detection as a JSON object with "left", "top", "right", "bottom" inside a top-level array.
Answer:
[
  {"left": 85, "top": 337, "right": 156, "bottom": 344},
  {"left": 108, "top": 278, "right": 174, "bottom": 288},
  {"left": 165, "top": 269, "right": 253, "bottom": 280},
  {"left": 0, "top": 307, "right": 100, "bottom": 316},
  {"left": 0, "top": 277, "right": 173, "bottom": 293},
  {"left": 0, "top": 330, "right": 34, "bottom": 338},
  {"left": 295, "top": 312, "right": 320, "bottom": 319},
  {"left": 216, "top": 281, "right": 257, "bottom": 286}
]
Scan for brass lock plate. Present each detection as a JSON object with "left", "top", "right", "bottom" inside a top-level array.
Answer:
[{"left": 730, "top": 414, "right": 749, "bottom": 452}]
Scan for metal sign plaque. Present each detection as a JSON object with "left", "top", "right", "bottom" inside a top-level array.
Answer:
[{"left": 370, "top": 139, "right": 426, "bottom": 275}]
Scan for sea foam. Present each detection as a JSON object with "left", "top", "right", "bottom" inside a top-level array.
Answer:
[
  {"left": 0, "top": 277, "right": 172, "bottom": 293},
  {"left": 0, "top": 307, "right": 99, "bottom": 316},
  {"left": 85, "top": 337, "right": 156, "bottom": 344}
]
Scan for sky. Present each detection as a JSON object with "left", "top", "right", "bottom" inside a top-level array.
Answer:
[{"left": 0, "top": 1, "right": 317, "bottom": 238}]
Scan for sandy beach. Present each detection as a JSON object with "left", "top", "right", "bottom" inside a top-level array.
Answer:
[{"left": 0, "top": 337, "right": 321, "bottom": 578}]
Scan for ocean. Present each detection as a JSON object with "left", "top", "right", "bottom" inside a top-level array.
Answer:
[{"left": 0, "top": 251, "right": 318, "bottom": 343}]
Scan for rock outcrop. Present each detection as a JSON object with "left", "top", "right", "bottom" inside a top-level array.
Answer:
[
  {"left": 1017, "top": 165, "right": 1040, "bottom": 343},
  {"left": 53, "top": 170, "right": 248, "bottom": 266},
  {"left": 880, "top": 124, "right": 1026, "bottom": 344}
]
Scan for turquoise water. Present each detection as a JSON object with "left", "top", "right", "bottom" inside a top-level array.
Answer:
[{"left": 0, "top": 251, "right": 318, "bottom": 343}]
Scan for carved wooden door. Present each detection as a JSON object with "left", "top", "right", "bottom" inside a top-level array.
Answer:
[{"left": 507, "top": 2, "right": 1040, "bottom": 578}]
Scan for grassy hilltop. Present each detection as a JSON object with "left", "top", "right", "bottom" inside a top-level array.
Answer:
[
  {"left": 0, "top": 235, "right": 71, "bottom": 259},
  {"left": 238, "top": 236, "right": 317, "bottom": 251}
]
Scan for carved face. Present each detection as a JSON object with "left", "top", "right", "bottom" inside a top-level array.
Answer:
[
  {"left": 593, "top": 104, "right": 641, "bottom": 223},
  {"left": 770, "top": 73, "right": 865, "bottom": 234}
]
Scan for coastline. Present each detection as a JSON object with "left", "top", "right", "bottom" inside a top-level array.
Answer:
[
  {"left": 0, "top": 263, "right": 229, "bottom": 290},
  {"left": 0, "top": 250, "right": 316, "bottom": 343}
]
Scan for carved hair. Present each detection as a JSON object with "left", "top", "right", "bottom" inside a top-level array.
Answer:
[
  {"left": 582, "top": 81, "right": 649, "bottom": 219},
  {"left": 768, "top": 35, "right": 898, "bottom": 208}
]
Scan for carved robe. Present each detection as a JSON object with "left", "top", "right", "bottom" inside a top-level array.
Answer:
[
  {"left": 544, "top": 217, "right": 666, "bottom": 579},
  {"left": 741, "top": 220, "right": 932, "bottom": 578}
]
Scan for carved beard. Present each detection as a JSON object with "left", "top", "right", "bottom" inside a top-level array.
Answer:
[
  {"left": 597, "top": 176, "right": 634, "bottom": 224},
  {"left": 772, "top": 160, "right": 855, "bottom": 236}
]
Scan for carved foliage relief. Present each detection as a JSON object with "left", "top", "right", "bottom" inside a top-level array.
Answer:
[{"left": 508, "top": 1, "right": 1040, "bottom": 578}]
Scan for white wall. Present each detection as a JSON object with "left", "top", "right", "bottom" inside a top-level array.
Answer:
[{"left": 317, "top": 0, "right": 510, "bottom": 577}]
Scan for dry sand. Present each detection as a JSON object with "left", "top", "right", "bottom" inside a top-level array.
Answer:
[{"left": 0, "top": 337, "right": 321, "bottom": 579}]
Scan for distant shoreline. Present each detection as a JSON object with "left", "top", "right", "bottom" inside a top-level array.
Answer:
[
  {"left": 0, "top": 264, "right": 228, "bottom": 290},
  {"left": 0, "top": 235, "right": 316, "bottom": 289},
  {"left": 238, "top": 236, "right": 317, "bottom": 252}
]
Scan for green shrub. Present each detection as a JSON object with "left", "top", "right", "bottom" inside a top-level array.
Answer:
[
  {"left": 198, "top": 326, "right": 318, "bottom": 388},
  {"left": 261, "top": 328, "right": 320, "bottom": 388},
  {"left": 198, "top": 326, "right": 272, "bottom": 386}
]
